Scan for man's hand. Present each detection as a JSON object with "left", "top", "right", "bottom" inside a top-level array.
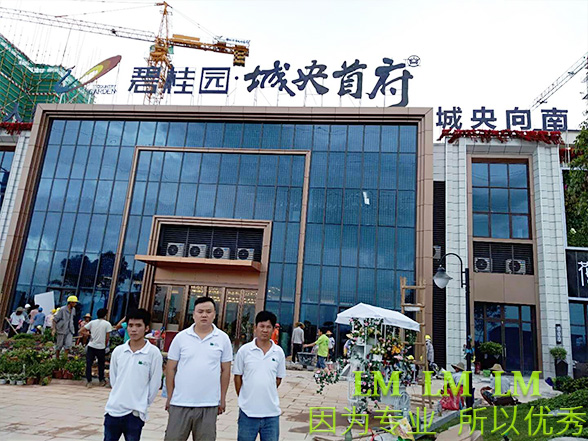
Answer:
[
  {"left": 217, "top": 398, "right": 226, "bottom": 415},
  {"left": 165, "top": 397, "right": 171, "bottom": 411}
]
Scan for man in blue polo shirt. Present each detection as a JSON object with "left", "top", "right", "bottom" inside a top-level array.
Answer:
[
  {"left": 164, "top": 296, "right": 232, "bottom": 441},
  {"left": 233, "top": 311, "right": 286, "bottom": 441}
]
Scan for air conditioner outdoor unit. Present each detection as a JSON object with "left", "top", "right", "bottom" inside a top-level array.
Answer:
[
  {"left": 474, "top": 257, "right": 492, "bottom": 273},
  {"left": 166, "top": 243, "right": 185, "bottom": 257},
  {"left": 212, "top": 247, "right": 230, "bottom": 260},
  {"left": 237, "top": 248, "right": 255, "bottom": 261},
  {"left": 506, "top": 259, "right": 526, "bottom": 275},
  {"left": 188, "top": 244, "right": 207, "bottom": 258},
  {"left": 433, "top": 245, "right": 442, "bottom": 260}
]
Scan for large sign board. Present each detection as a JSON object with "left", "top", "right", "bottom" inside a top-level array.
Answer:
[{"left": 567, "top": 249, "right": 588, "bottom": 298}]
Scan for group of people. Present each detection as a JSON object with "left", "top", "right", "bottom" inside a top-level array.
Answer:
[
  {"left": 100, "top": 296, "right": 285, "bottom": 441},
  {"left": 7, "top": 303, "right": 55, "bottom": 337},
  {"left": 290, "top": 322, "right": 337, "bottom": 370}
]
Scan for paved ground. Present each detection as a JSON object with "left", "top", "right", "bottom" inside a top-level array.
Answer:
[{"left": 0, "top": 370, "right": 559, "bottom": 441}]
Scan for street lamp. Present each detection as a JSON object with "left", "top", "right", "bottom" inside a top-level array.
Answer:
[{"left": 433, "top": 252, "right": 473, "bottom": 410}]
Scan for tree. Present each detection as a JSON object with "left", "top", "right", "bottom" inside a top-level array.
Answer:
[{"left": 565, "top": 120, "right": 588, "bottom": 247}]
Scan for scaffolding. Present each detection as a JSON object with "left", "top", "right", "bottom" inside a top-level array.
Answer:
[
  {"left": 400, "top": 276, "right": 433, "bottom": 409},
  {"left": 0, "top": 33, "right": 93, "bottom": 123}
]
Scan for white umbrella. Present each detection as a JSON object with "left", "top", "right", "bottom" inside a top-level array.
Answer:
[{"left": 335, "top": 302, "right": 420, "bottom": 332}]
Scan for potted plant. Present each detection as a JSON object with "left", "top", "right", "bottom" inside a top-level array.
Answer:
[
  {"left": 478, "top": 342, "right": 502, "bottom": 369},
  {"left": 550, "top": 347, "right": 568, "bottom": 377}
]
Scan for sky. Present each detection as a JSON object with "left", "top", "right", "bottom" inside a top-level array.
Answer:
[{"left": 1, "top": 0, "right": 587, "bottom": 133}]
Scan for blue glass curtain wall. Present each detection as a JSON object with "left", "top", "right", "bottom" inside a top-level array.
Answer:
[{"left": 13, "top": 119, "right": 418, "bottom": 336}]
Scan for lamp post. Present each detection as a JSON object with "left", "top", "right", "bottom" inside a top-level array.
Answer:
[{"left": 433, "top": 252, "right": 473, "bottom": 410}]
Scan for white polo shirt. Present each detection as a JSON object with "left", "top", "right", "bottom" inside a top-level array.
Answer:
[
  {"left": 233, "top": 339, "right": 286, "bottom": 418},
  {"left": 105, "top": 340, "right": 163, "bottom": 422},
  {"left": 168, "top": 324, "right": 233, "bottom": 407}
]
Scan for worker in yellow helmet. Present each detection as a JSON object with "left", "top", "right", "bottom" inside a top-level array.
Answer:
[{"left": 53, "top": 295, "right": 78, "bottom": 358}]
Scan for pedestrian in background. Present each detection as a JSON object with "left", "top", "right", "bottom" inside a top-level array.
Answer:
[
  {"left": 53, "top": 296, "right": 78, "bottom": 358},
  {"left": 326, "top": 330, "right": 335, "bottom": 360},
  {"left": 234, "top": 311, "right": 286, "bottom": 441},
  {"left": 31, "top": 307, "right": 46, "bottom": 333},
  {"left": 104, "top": 309, "right": 162, "bottom": 441},
  {"left": 8, "top": 306, "right": 26, "bottom": 337},
  {"left": 303, "top": 327, "right": 329, "bottom": 370},
  {"left": 271, "top": 323, "right": 280, "bottom": 345},
  {"left": 291, "top": 322, "right": 304, "bottom": 363},
  {"left": 80, "top": 308, "right": 112, "bottom": 388}
]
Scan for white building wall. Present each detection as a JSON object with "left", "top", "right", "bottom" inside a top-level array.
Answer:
[
  {"left": 532, "top": 145, "right": 572, "bottom": 377},
  {"left": 0, "top": 131, "right": 30, "bottom": 259},
  {"left": 444, "top": 139, "right": 469, "bottom": 367}
]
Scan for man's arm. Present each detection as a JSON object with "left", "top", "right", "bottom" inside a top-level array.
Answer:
[
  {"left": 234, "top": 374, "right": 243, "bottom": 396},
  {"left": 109, "top": 349, "right": 118, "bottom": 388},
  {"left": 276, "top": 378, "right": 282, "bottom": 388},
  {"left": 148, "top": 352, "right": 163, "bottom": 406},
  {"left": 165, "top": 359, "right": 178, "bottom": 411},
  {"left": 218, "top": 361, "right": 231, "bottom": 415}
]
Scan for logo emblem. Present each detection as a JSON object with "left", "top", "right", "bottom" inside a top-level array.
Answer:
[{"left": 54, "top": 55, "right": 122, "bottom": 94}]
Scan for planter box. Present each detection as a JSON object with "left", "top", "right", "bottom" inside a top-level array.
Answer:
[
  {"left": 297, "top": 352, "right": 317, "bottom": 368},
  {"left": 555, "top": 360, "right": 568, "bottom": 377}
]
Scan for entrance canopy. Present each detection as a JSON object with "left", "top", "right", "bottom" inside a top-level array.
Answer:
[{"left": 335, "top": 302, "right": 420, "bottom": 331}]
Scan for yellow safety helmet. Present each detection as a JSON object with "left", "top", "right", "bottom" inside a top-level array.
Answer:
[
  {"left": 407, "top": 355, "right": 414, "bottom": 360},
  {"left": 425, "top": 334, "right": 431, "bottom": 340},
  {"left": 66, "top": 295, "right": 78, "bottom": 303},
  {"left": 51, "top": 309, "right": 57, "bottom": 314}
]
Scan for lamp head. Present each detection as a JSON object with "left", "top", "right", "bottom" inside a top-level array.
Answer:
[{"left": 433, "top": 266, "right": 453, "bottom": 289}]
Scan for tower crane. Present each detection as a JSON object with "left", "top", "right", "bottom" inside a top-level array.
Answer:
[
  {"left": 529, "top": 52, "right": 588, "bottom": 110},
  {"left": 0, "top": 2, "right": 250, "bottom": 104}
]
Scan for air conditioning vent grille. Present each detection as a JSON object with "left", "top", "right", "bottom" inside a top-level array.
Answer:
[{"left": 473, "top": 242, "right": 533, "bottom": 275}]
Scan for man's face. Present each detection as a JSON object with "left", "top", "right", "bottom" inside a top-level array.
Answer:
[
  {"left": 255, "top": 320, "right": 274, "bottom": 341},
  {"left": 318, "top": 329, "right": 323, "bottom": 336},
  {"left": 193, "top": 301, "right": 215, "bottom": 327},
  {"left": 127, "top": 318, "right": 148, "bottom": 340}
]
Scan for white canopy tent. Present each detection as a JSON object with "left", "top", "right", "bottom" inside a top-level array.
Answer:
[{"left": 335, "top": 302, "right": 420, "bottom": 332}]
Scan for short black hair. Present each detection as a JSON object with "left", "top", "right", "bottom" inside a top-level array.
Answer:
[
  {"left": 319, "top": 327, "right": 328, "bottom": 333},
  {"left": 255, "top": 310, "right": 277, "bottom": 327},
  {"left": 194, "top": 296, "right": 216, "bottom": 310},
  {"left": 126, "top": 308, "right": 151, "bottom": 327},
  {"left": 97, "top": 308, "right": 107, "bottom": 319}
]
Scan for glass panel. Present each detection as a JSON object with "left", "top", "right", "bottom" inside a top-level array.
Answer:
[
  {"left": 94, "top": 181, "right": 113, "bottom": 214},
  {"left": 313, "top": 125, "right": 329, "bottom": 151},
  {"left": 137, "top": 121, "right": 156, "bottom": 145},
  {"left": 116, "top": 148, "right": 134, "bottom": 180},
  {"left": 258, "top": 156, "right": 278, "bottom": 186},
  {"left": 304, "top": 224, "right": 322, "bottom": 265},
  {"left": 39, "top": 213, "right": 60, "bottom": 251},
  {"left": 234, "top": 186, "right": 255, "bottom": 219},
  {"left": 472, "top": 163, "right": 488, "bottom": 187},
  {"left": 379, "top": 154, "right": 397, "bottom": 190},
  {"left": 199, "top": 154, "right": 220, "bottom": 183},
  {"left": 86, "top": 215, "right": 107, "bottom": 253},
  {"left": 176, "top": 184, "right": 197, "bottom": 217},
  {"left": 472, "top": 188, "right": 489, "bottom": 211},
  {"left": 320, "top": 266, "right": 338, "bottom": 304},
  {"left": 357, "top": 269, "right": 375, "bottom": 303},
  {"left": 345, "top": 153, "right": 362, "bottom": 189},
  {"left": 289, "top": 188, "right": 302, "bottom": 222},
  {"left": 152, "top": 285, "right": 167, "bottom": 326},
  {"left": 361, "top": 190, "right": 377, "bottom": 226},
  {"left": 341, "top": 225, "right": 358, "bottom": 267},
  {"left": 162, "top": 152, "right": 182, "bottom": 182},
  {"left": 63, "top": 120, "right": 81, "bottom": 144},
  {"left": 510, "top": 189, "right": 529, "bottom": 214},
  {"left": 376, "top": 270, "right": 395, "bottom": 308},
  {"left": 485, "top": 321, "right": 501, "bottom": 343},
  {"left": 244, "top": 124, "right": 262, "bottom": 149},
  {"left": 285, "top": 223, "right": 299, "bottom": 263},
  {"left": 301, "top": 265, "right": 320, "bottom": 303},
  {"left": 186, "top": 123, "right": 205, "bottom": 146},
  {"left": 329, "top": 125, "right": 347, "bottom": 152},
  {"left": 271, "top": 222, "right": 286, "bottom": 263},
  {"left": 55, "top": 145, "right": 74, "bottom": 178},
  {"left": 109, "top": 181, "right": 127, "bottom": 215},
  {"left": 323, "top": 225, "right": 341, "bottom": 266},
  {"left": 378, "top": 191, "right": 396, "bottom": 226},
  {"left": 155, "top": 122, "right": 169, "bottom": 145},
  {"left": 343, "top": 190, "right": 361, "bottom": 225},
  {"left": 396, "top": 228, "right": 415, "bottom": 270},
  {"left": 522, "top": 322, "right": 535, "bottom": 372},
  {"left": 100, "top": 148, "right": 118, "bottom": 180},
  {"left": 485, "top": 304, "right": 501, "bottom": 318},
  {"left": 397, "top": 191, "right": 415, "bottom": 227},
  {"left": 254, "top": 186, "right": 275, "bottom": 220},
  {"left": 238, "top": 155, "right": 259, "bottom": 185},
  {"left": 219, "top": 155, "right": 239, "bottom": 184},
  {"left": 56, "top": 213, "right": 75, "bottom": 251},
  {"left": 489, "top": 163, "right": 508, "bottom": 187},
  {"left": 92, "top": 121, "right": 108, "bottom": 145},
  {"left": 281, "top": 265, "right": 296, "bottom": 301},
  {"left": 512, "top": 215, "right": 530, "bottom": 239},
  {"left": 325, "top": 189, "right": 342, "bottom": 224},
  {"left": 294, "top": 124, "right": 311, "bottom": 149},
  {"left": 167, "top": 122, "right": 187, "bottom": 146},
  {"left": 399, "top": 126, "right": 417, "bottom": 153},
  {"left": 122, "top": 121, "right": 139, "bottom": 146},
  {"left": 205, "top": 123, "right": 224, "bottom": 147},
  {"left": 224, "top": 123, "right": 243, "bottom": 148},
  {"left": 348, "top": 126, "right": 363, "bottom": 152},
  {"left": 398, "top": 154, "right": 416, "bottom": 190},
  {"left": 359, "top": 226, "right": 375, "bottom": 268},
  {"left": 34, "top": 178, "right": 51, "bottom": 211},
  {"left": 166, "top": 286, "right": 184, "bottom": 331},
  {"left": 240, "top": 290, "right": 257, "bottom": 342},
  {"left": 71, "top": 145, "right": 89, "bottom": 179},
  {"left": 48, "top": 179, "right": 67, "bottom": 212},
  {"left": 364, "top": 126, "right": 380, "bottom": 152},
  {"left": 504, "top": 305, "right": 519, "bottom": 320},
  {"left": 149, "top": 152, "right": 164, "bottom": 181},
  {"left": 490, "top": 188, "right": 508, "bottom": 213},
  {"left": 521, "top": 305, "right": 531, "bottom": 322},
  {"left": 309, "top": 152, "right": 327, "bottom": 188},
  {"left": 195, "top": 184, "right": 216, "bottom": 217},
  {"left": 509, "top": 164, "right": 528, "bottom": 188},
  {"left": 504, "top": 322, "right": 521, "bottom": 372},
  {"left": 377, "top": 227, "right": 395, "bottom": 269},
  {"left": 339, "top": 267, "right": 356, "bottom": 304},
  {"left": 261, "top": 124, "right": 280, "bottom": 148},
  {"left": 473, "top": 213, "right": 489, "bottom": 237},
  {"left": 215, "top": 185, "right": 236, "bottom": 218},
  {"left": 181, "top": 153, "right": 201, "bottom": 183},
  {"left": 491, "top": 214, "right": 509, "bottom": 238},
  {"left": 157, "top": 183, "right": 178, "bottom": 215},
  {"left": 363, "top": 153, "right": 379, "bottom": 189},
  {"left": 223, "top": 289, "right": 241, "bottom": 341},
  {"left": 327, "top": 153, "right": 345, "bottom": 188}
]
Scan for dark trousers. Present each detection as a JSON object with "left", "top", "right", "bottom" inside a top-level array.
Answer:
[
  {"left": 292, "top": 343, "right": 303, "bottom": 362},
  {"left": 104, "top": 413, "right": 144, "bottom": 441},
  {"left": 86, "top": 346, "right": 106, "bottom": 383}
]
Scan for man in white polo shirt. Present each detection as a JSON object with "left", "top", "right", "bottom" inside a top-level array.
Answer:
[
  {"left": 233, "top": 311, "right": 286, "bottom": 441},
  {"left": 164, "top": 296, "right": 232, "bottom": 441},
  {"left": 104, "top": 308, "right": 163, "bottom": 441}
]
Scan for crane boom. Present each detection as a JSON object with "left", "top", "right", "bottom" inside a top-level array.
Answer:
[
  {"left": 0, "top": 6, "right": 156, "bottom": 42},
  {"left": 530, "top": 52, "right": 588, "bottom": 109}
]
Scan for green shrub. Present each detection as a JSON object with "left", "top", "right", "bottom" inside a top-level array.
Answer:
[
  {"left": 479, "top": 342, "right": 502, "bottom": 356},
  {"left": 529, "top": 388, "right": 588, "bottom": 409},
  {"left": 557, "top": 376, "right": 588, "bottom": 394},
  {"left": 11, "top": 333, "right": 36, "bottom": 340},
  {"left": 553, "top": 375, "right": 572, "bottom": 391},
  {"left": 64, "top": 358, "right": 85, "bottom": 380},
  {"left": 550, "top": 346, "right": 568, "bottom": 361}
]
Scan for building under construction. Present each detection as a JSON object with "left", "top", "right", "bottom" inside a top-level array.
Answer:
[{"left": 0, "top": 32, "right": 93, "bottom": 123}]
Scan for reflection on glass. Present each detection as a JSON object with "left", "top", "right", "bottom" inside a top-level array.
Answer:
[
  {"left": 504, "top": 322, "right": 521, "bottom": 372},
  {"left": 491, "top": 214, "right": 509, "bottom": 238},
  {"left": 511, "top": 215, "right": 530, "bottom": 239},
  {"left": 241, "top": 290, "right": 257, "bottom": 343},
  {"left": 509, "top": 164, "right": 528, "bottom": 188},
  {"left": 489, "top": 163, "right": 508, "bottom": 187},
  {"left": 223, "top": 290, "right": 241, "bottom": 341},
  {"left": 472, "top": 163, "right": 488, "bottom": 187},
  {"left": 152, "top": 286, "right": 166, "bottom": 325},
  {"left": 510, "top": 189, "right": 529, "bottom": 214},
  {"left": 167, "top": 286, "right": 184, "bottom": 331},
  {"left": 490, "top": 188, "right": 508, "bottom": 213},
  {"left": 473, "top": 214, "right": 489, "bottom": 237}
]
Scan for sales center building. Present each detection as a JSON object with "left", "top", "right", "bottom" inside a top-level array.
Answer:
[{"left": 0, "top": 104, "right": 575, "bottom": 377}]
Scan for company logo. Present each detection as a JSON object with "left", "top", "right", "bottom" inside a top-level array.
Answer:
[{"left": 54, "top": 55, "right": 122, "bottom": 94}]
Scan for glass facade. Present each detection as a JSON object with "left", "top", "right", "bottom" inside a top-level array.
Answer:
[
  {"left": 472, "top": 161, "right": 530, "bottom": 239},
  {"left": 0, "top": 150, "right": 14, "bottom": 209},
  {"left": 570, "top": 302, "right": 588, "bottom": 363},
  {"left": 12, "top": 119, "right": 418, "bottom": 341}
]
